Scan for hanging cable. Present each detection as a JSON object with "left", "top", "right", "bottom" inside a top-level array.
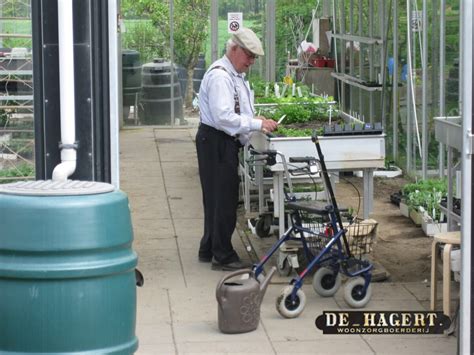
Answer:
[{"left": 406, "top": 0, "right": 423, "bottom": 158}]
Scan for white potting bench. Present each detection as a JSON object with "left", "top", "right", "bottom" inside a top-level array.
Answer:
[{"left": 243, "top": 132, "right": 386, "bottom": 234}]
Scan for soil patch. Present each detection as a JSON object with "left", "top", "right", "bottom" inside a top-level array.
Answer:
[{"left": 335, "top": 175, "right": 432, "bottom": 282}]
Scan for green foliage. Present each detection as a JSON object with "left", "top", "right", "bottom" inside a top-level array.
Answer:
[
  {"left": 402, "top": 179, "right": 447, "bottom": 197},
  {"left": 218, "top": 0, "right": 262, "bottom": 17},
  {"left": 273, "top": 0, "right": 316, "bottom": 75},
  {"left": 0, "top": 19, "right": 32, "bottom": 48},
  {"left": 0, "top": 163, "right": 34, "bottom": 184},
  {"left": 1, "top": 0, "right": 30, "bottom": 18},
  {"left": 253, "top": 80, "right": 337, "bottom": 125},
  {"left": 122, "top": 20, "right": 166, "bottom": 63},
  {"left": 251, "top": 78, "right": 311, "bottom": 98},
  {"left": 121, "top": 0, "right": 210, "bottom": 107},
  {"left": 273, "top": 126, "right": 316, "bottom": 137},
  {"left": 277, "top": 104, "right": 311, "bottom": 123},
  {"left": 402, "top": 179, "right": 448, "bottom": 222}
]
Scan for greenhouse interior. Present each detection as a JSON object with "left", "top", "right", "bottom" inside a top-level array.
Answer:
[{"left": 0, "top": 0, "right": 473, "bottom": 354}]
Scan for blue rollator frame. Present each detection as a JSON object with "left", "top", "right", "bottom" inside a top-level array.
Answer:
[{"left": 250, "top": 132, "right": 374, "bottom": 318}]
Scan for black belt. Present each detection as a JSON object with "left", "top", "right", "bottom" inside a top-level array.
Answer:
[{"left": 199, "top": 123, "right": 241, "bottom": 143}]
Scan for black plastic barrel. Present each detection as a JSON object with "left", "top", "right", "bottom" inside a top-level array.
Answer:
[
  {"left": 0, "top": 180, "right": 138, "bottom": 354},
  {"left": 192, "top": 54, "right": 206, "bottom": 95},
  {"left": 122, "top": 50, "right": 142, "bottom": 122},
  {"left": 176, "top": 65, "right": 188, "bottom": 100},
  {"left": 139, "top": 59, "right": 184, "bottom": 125}
]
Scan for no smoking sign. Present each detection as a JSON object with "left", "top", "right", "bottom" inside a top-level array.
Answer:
[{"left": 227, "top": 12, "right": 243, "bottom": 33}]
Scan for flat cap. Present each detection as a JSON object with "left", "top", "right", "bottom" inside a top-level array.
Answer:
[{"left": 232, "top": 27, "right": 264, "bottom": 56}]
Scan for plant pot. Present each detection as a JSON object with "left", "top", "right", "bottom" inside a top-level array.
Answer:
[
  {"left": 313, "top": 58, "right": 326, "bottom": 67},
  {"left": 421, "top": 215, "right": 448, "bottom": 237},
  {"left": 409, "top": 208, "right": 423, "bottom": 226},
  {"left": 399, "top": 202, "right": 409, "bottom": 218}
]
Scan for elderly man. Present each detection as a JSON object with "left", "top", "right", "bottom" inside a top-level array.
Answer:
[{"left": 196, "top": 27, "right": 278, "bottom": 271}]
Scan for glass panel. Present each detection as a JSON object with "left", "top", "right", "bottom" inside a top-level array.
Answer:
[{"left": 0, "top": 0, "right": 34, "bottom": 183}]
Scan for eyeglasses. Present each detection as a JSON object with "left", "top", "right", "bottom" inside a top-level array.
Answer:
[{"left": 240, "top": 46, "right": 258, "bottom": 60}]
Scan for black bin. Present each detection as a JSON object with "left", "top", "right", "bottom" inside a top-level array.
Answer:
[{"left": 139, "top": 59, "right": 184, "bottom": 125}]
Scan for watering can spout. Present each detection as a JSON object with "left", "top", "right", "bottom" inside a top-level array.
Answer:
[{"left": 259, "top": 266, "right": 276, "bottom": 296}]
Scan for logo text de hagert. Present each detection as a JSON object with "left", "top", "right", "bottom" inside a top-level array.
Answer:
[{"left": 315, "top": 311, "right": 451, "bottom": 334}]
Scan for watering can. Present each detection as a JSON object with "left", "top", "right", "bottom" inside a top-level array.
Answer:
[{"left": 216, "top": 266, "right": 276, "bottom": 334}]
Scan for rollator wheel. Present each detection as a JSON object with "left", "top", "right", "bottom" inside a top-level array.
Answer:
[
  {"left": 312, "top": 267, "right": 341, "bottom": 297},
  {"left": 343, "top": 277, "right": 372, "bottom": 308},
  {"left": 255, "top": 214, "right": 272, "bottom": 238},
  {"left": 276, "top": 285, "right": 306, "bottom": 318}
]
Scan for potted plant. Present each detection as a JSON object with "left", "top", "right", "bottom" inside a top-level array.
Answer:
[
  {"left": 401, "top": 179, "right": 448, "bottom": 232},
  {"left": 399, "top": 182, "right": 417, "bottom": 218}
]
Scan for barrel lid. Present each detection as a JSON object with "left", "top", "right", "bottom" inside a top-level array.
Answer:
[
  {"left": 122, "top": 49, "right": 139, "bottom": 55},
  {"left": 0, "top": 180, "right": 115, "bottom": 196},
  {"left": 142, "top": 60, "right": 178, "bottom": 73}
]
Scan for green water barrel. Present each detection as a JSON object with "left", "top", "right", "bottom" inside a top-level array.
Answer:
[{"left": 0, "top": 180, "right": 138, "bottom": 354}]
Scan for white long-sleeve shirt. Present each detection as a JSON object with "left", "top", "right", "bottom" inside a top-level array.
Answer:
[{"left": 198, "top": 55, "right": 262, "bottom": 144}]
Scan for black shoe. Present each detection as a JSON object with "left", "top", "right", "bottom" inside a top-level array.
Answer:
[
  {"left": 198, "top": 255, "right": 212, "bottom": 263},
  {"left": 211, "top": 258, "right": 252, "bottom": 271}
]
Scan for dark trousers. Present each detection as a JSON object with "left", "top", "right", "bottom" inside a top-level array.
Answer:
[{"left": 196, "top": 124, "right": 241, "bottom": 263}]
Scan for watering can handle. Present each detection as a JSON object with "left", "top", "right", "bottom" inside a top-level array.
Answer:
[{"left": 215, "top": 268, "right": 252, "bottom": 301}]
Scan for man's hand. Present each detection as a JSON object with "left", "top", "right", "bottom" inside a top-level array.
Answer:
[{"left": 257, "top": 116, "right": 278, "bottom": 133}]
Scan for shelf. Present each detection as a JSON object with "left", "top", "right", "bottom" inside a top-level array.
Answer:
[
  {"left": 0, "top": 34, "right": 31, "bottom": 38},
  {"left": 0, "top": 70, "right": 32, "bottom": 76},
  {"left": 331, "top": 72, "right": 383, "bottom": 92},
  {"left": 331, "top": 33, "right": 384, "bottom": 45},
  {"left": 0, "top": 17, "right": 31, "bottom": 21},
  {"left": 287, "top": 64, "right": 334, "bottom": 71},
  {"left": 434, "top": 116, "right": 462, "bottom": 151},
  {"left": 0, "top": 95, "right": 33, "bottom": 101}
]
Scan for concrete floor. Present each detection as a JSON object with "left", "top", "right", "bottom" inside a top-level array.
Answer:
[{"left": 119, "top": 125, "right": 457, "bottom": 355}]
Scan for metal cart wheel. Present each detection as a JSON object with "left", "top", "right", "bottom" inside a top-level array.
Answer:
[
  {"left": 312, "top": 266, "right": 342, "bottom": 297},
  {"left": 343, "top": 277, "right": 372, "bottom": 308},
  {"left": 276, "top": 285, "right": 306, "bottom": 318}
]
